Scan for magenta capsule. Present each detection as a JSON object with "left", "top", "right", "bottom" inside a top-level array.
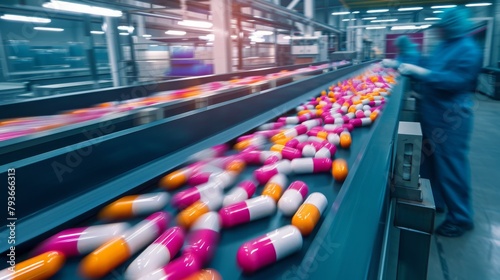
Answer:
[
  {"left": 237, "top": 225, "right": 303, "bottom": 273},
  {"left": 291, "top": 158, "right": 332, "bottom": 174},
  {"left": 264, "top": 154, "right": 281, "bottom": 165},
  {"left": 187, "top": 169, "right": 223, "bottom": 186},
  {"left": 219, "top": 195, "right": 276, "bottom": 228},
  {"left": 301, "top": 118, "right": 322, "bottom": 130},
  {"left": 284, "top": 135, "right": 308, "bottom": 149},
  {"left": 258, "top": 122, "right": 285, "bottom": 131},
  {"left": 296, "top": 104, "right": 314, "bottom": 111},
  {"left": 171, "top": 182, "right": 225, "bottom": 209},
  {"left": 278, "top": 181, "right": 309, "bottom": 216},
  {"left": 342, "top": 123, "right": 354, "bottom": 132},
  {"left": 255, "top": 129, "right": 283, "bottom": 139},
  {"left": 32, "top": 223, "right": 129, "bottom": 257},
  {"left": 298, "top": 113, "right": 315, "bottom": 122},
  {"left": 315, "top": 142, "right": 337, "bottom": 158},
  {"left": 223, "top": 180, "right": 257, "bottom": 207},
  {"left": 350, "top": 118, "right": 372, "bottom": 127},
  {"left": 254, "top": 160, "right": 292, "bottom": 184},
  {"left": 125, "top": 227, "right": 185, "bottom": 279},
  {"left": 271, "top": 145, "right": 302, "bottom": 160},
  {"left": 182, "top": 212, "right": 221, "bottom": 265},
  {"left": 138, "top": 253, "right": 201, "bottom": 280},
  {"left": 277, "top": 116, "right": 300, "bottom": 124},
  {"left": 306, "top": 126, "right": 323, "bottom": 136},
  {"left": 355, "top": 110, "right": 365, "bottom": 119},
  {"left": 237, "top": 134, "right": 256, "bottom": 142},
  {"left": 274, "top": 124, "right": 308, "bottom": 140},
  {"left": 186, "top": 144, "right": 227, "bottom": 163},
  {"left": 242, "top": 150, "right": 282, "bottom": 165},
  {"left": 296, "top": 141, "right": 323, "bottom": 152}
]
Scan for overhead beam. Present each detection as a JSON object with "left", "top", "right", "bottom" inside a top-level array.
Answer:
[{"left": 287, "top": 0, "right": 302, "bottom": 9}]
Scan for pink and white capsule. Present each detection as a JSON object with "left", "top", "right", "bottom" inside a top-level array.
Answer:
[
  {"left": 183, "top": 212, "right": 221, "bottom": 265},
  {"left": 171, "top": 182, "right": 225, "bottom": 209},
  {"left": 284, "top": 135, "right": 308, "bottom": 148},
  {"left": 301, "top": 119, "right": 322, "bottom": 130},
  {"left": 125, "top": 227, "right": 185, "bottom": 279},
  {"left": 236, "top": 225, "right": 303, "bottom": 273},
  {"left": 350, "top": 117, "right": 372, "bottom": 127},
  {"left": 258, "top": 122, "right": 285, "bottom": 131},
  {"left": 219, "top": 195, "right": 276, "bottom": 228},
  {"left": 278, "top": 181, "right": 309, "bottom": 216},
  {"left": 222, "top": 180, "right": 257, "bottom": 207},
  {"left": 301, "top": 144, "right": 317, "bottom": 157},
  {"left": 280, "top": 124, "right": 308, "bottom": 138},
  {"left": 32, "top": 223, "right": 129, "bottom": 257},
  {"left": 186, "top": 144, "right": 227, "bottom": 163},
  {"left": 291, "top": 158, "right": 332, "bottom": 174},
  {"left": 138, "top": 253, "right": 201, "bottom": 280},
  {"left": 296, "top": 141, "right": 323, "bottom": 152},
  {"left": 296, "top": 104, "right": 315, "bottom": 111},
  {"left": 242, "top": 150, "right": 282, "bottom": 165},
  {"left": 254, "top": 160, "right": 292, "bottom": 184},
  {"left": 315, "top": 142, "right": 337, "bottom": 158},
  {"left": 278, "top": 116, "right": 300, "bottom": 124}
]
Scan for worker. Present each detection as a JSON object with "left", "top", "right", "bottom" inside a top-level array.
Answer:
[
  {"left": 381, "top": 35, "right": 420, "bottom": 68},
  {"left": 398, "top": 7, "right": 482, "bottom": 237}
]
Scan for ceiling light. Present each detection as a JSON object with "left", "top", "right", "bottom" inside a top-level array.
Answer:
[
  {"left": 398, "top": 7, "right": 423, "bottom": 11},
  {"left": 149, "top": 45, "right": 158, "bottom": 47},
  {"left": 465, "top": 3, "right": 492, "bottom": 7},
  {"left": 178, "top": 20, "right": 213, "bottom": 28},
  {"left": 249, "top": 36, "right": 265, "bottom": 42},
  {"left": 352, "top": 11, "right": 360, "bottom": 14},
  {"left": 367, "top": 9, "right": 389, "bottom": 13},
  {"left": 1, "top": 14, "right": 51, "bottom": 23},
  {"left": 351, "top": 19, "right": 356, "bottom": 21},
  {"left": 425, "top": 17, "right": 441, "bottom": 21},
  {"left": 254, "top": 30, "right": 273, "bottom": 36},
  {"left": 118, "top": 26, "right": 134, "bottom": 33},
  {"left": 91, "top": 30, "right": 104, "bottom": 34},
  {"left": 433, "top": 11, "right": 444, "bottom": 13},
  {"left": 199, "top": 34, "right": 214, "bottom": 41},
  {"left": 391, "top": 25, "right": 430, "bottom": 30},
  {"left": 371, "top": 19, "right": 398, "bottom": 22},
  {"left": 34, "top": 27, "right": 63, "bottom": 32},
  {"left": 332, "top": 12, "right": 350, "bottom": 15},
  {"left": 119, "top": 32, "right": 129, "bottom": 36},
  {"left": 165, "top": 30, "right": 186, "bottom": 35},
  {"left": 283, "top": 35, "right": 291, "bottom": 40},
  {"left": 431, "top": 5, "right": 456, "bottom": 9},
  {"left": 206, "top": 42, "right": 213, "bottom": 46},
  {"left": 362, "top": 17, "right": 377, "bottom": 20},
  {"left": 342, "top": 19, "right": 350, "bottom": 22},
  {"left": 43, "top": 0, "right": 122, "bottom": 17},
  {"left": 245, "top": 46, "right": 251, "bottom": 48},
  {"left": 366, "top": 26, "right": 386, "bottom": 30},
  {"left": 231, "top": 35, "right": 237, "bottom": 39},
  {"left": 142, "top": 34, "right": 152, "bottom": 38}
]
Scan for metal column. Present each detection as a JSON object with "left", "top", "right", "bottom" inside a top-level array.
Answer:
[
  {"left": 304, "top": 0, "right": 314, "bottom": 36},
  {"left": 211, "top": 0, "right": 232, "bottom": 74},
  {"left": 105, "top": 17, "right": 127, "bottom": 87},
  {"left": 83, "top": 16, "right": 98, "bottom": 86}
]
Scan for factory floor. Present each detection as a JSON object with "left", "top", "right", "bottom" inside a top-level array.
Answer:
[{"left": 427, "top": 94, "right": 500, "bottom": 280}]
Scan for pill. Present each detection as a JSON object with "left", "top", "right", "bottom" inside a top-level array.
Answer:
[
  {"left": 138, "top": 253, "right": 201, "bottom": 280},
  {"left": 125, "top": 227, "right": 185, "bottom": 279},
  {"left": 301, "top": 119, "right": 322, "bottom": 130},
  {"left": 171, "top": 182, "right": 224, "bottom": 210},
  {"left": 292, "top": 193, "right": 328, "bottom": 236},
  {"left": 270, "top": 144, "right": 302, "bottom": 160},
  {"left": 291, "top": 158, "right": 332, "bottom": 174},
  {"left": 327, "top": 133, "right": 340, "bottom": 145},
  {"left": 177, "top": 192, "right": 223, "bottom": 229},
  {"left": 277, "top": 116, "right": 300, "bottom": 124},
  {"left": 254, "top": 160, "right": 291, "bottom": 184},
  {"left": 315, "top": 142, "right": 337, "bottom": 158},
  {"left": 271, "top": 124, "right": 308, "bottom": 142},
  {"left": 258, "top": 122, "right": 285, "bottom": 131},
  {"left": 183, "top": 212, "right": 221, "bottom": 265},
  {"left": 332, "top": 159, "right": 349, "bottom": 182},
  {"left": 187, "top": 144, "right": 228, "bottom": 163},
  {"left": 234, "top": 135, "right": 266, "bottom": 151},
  {"left": 98, "top": 192, "right": 169, "bottom": 220},
  {"left": 222, "top": 180, "right": 257, "bottom": 207},
  {"left": 183, "top": 269, "right": 222, "bottom": 280},
  {"left": 284, "top": 135, "right": 308, "bottom": 148},
  {"left": 236, "top": 225, "right": 302, "bottom": 273},
  {"left": 261, "top": 174, "right": 288, "bottom": 202},
  {"left": 219, "top": 195, "right": 276, "bottom": 228},
  {"left": 340, "top": 131, "right": 352, "bottom": 149},
  {"left": 350, "top": 117, "right": 372, "bottom": 127},
  {"left": 0, "top": 251, "right": 65, "bottom": 280},
  {"left": 159, "top": 162, "right": 205, "bottom": 190},
  {"left": 277, "top": 181, "right": 309, "bottom": 216}
]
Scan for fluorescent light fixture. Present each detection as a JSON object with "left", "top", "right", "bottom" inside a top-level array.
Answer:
[
  {"left": 420, "top": 25, "right": 431, "bottom": 28},
  {"left": 119, "top": 32, "right": 129, "bottom": 36},
  {"left": 366, "top": 26, "right": 386, "bottom": 30},
  {"left": 118, "top": 26, "right": 134, "bottom": 33},
  {"left": 206, "top": 42, "right": 213, "bottom": 46},
  {"left": 245, "top": 46, "right": 251, "bottom": 48},
  {"left": 231, "top": 35, "right": 237, "bottom": 39},
  {"left": 391, "top": 25, "right": 431, "bottom": 30},
  {"left": 283, "top": 35, "right": 291, "bottom": 40},
  {"left": 91, "top": 30, "right": 104, "bottom": 34},
  {"left": 367, "top": 9, "right": 389, "bottom": 13},
  {"left": 332, "top": 12, "right": 350, "bottom": 15},
  {"left": 362, "top": 17, "right": 377, "bottom": 20},
  {"left": 34, "top": 27, "right": 63, "bottom": 32},
  {"left": 398, "top": 7, "right": 423, "bottom": 11},
  {"left": 371, "top": 19, "right": 398, "bottom": 22},
  {"left": 254, "top": 30, "right": 273, "bottom": 36},
  {"left": 149, "top": 44, "right": 158, "bottom": 47},
  {"left": 1, "top": 14, "right": 51, "bottom": 23},
  {"left": 431, "top": 5, "right": 456, "bottom": 9},
  {"left": 351, "top": 19, "right": 357, "bottom": 21},
  {"left": 465, "top": 3, "right": 492, "bottom": 7},
  {"left": 249, "top": 36, "right": 265, "bottom": 42},
  {"left": 250, "top": 42, "right": 256, "bottom": 45},
  {"left": 165, "top": 30, "right": 186, "bottom": 35},
  {"left": 342, "top": 19, "right": 350, "bottom": 22},
  {"left": 142, "top": 34, "right": 152, "bottom": 38},
  {"left": 425, "top": 17, "right": 441, "bottom": 21},
  {"left": 178, "top": 20, "right": 213, "bottom": 28},
  {"left": 433, "top": 11, "right": 444, "bottom": 13},
  {"left": 43, "top": 0, "right": 122, "bottom": 17},
  {"left": 198, "top": 34, "right": 214, "bottom": 41},
  {"left": 352, "top": 11, "right": 360, "bottom": 14}
]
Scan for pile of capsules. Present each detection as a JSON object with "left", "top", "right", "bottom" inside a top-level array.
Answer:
[{"left": 0, "top": 66, "right": 395, "bottom": 280}]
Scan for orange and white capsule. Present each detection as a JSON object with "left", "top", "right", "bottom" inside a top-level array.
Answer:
[
  {"left": 0, "top": 251, "right": 65, "bottom": 280},
  {"left": 261, "top": 174, "right": 288, "bottom": 202},
  {"left": 98, "top": 192, "right": 169, "bottom": 220},
  {"left": 159, "top": 162, "right": 205, "bottom": 190},
  {"left": 234, "top": 135, "right": 266, "bottom": 151},
  {"left": 79, "top": 212, "right": 169, "bottom": 278},
  {"left": 292, "top": 193, "right": 328, "bottom": 236},
  {"left": 176, "top": 192, "right": 223, "bottom": 229},
  {"left": 339, "top": 131, "right": 352, "bottom": 149}
]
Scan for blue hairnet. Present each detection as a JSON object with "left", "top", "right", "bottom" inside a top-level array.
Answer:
[
  {"left": 394, "top": 36, "right": 418, "bottom": 55},
  {"left": 435, "top": 7, "right": 473, "bottom": 39}
]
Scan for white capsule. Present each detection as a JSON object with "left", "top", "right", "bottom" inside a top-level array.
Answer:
[
  {"left": 327, "top": 134, "right": 340, "bottom": 145},
  {"left": 302, "top": 145, "right": 316, "bottom": 157},
  {"left": 278, "top": 182, "right": 309, "bottom": 216}
]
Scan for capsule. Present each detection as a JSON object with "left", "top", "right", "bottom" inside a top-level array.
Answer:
[
  {"left": 270, "top": 144, "right": 302, "bottom": 160},
  {"left": 278, "top": 181, "right": 309, "bottom": 216},
  {"left": 187, "top": 144, "right": 228, "bottom": 163},
  {"left": 187, "top": 170, "right": 223, "bottom": 186},
  {"left": 183, "top": 212, "right": 221, "bottom": 265},
  {"left": 254, "top": 160, "right": 291, "bottom": 184},
  {"left": 125, "top": 227, "right": 185, "bottom": 279},
  {"left": 350, "top": 117, "right": 372, "bottom": 127},
  {"left": 234, "top": 135, "right": 266, "bottom": 151},
  {"left": 0, "top": 251, "right": 65, "bottom": 280},
  {"left": 138, "top": 253, "right": 202, "bottom": 280},
  {"left": 222, "top": 180, "right": 257, "bottom": 207},
  {"left": 236, "top": 225, "right": 303, "bottom": 273},
  {"left": 32, "top": 223, "right": 129, "bottom": 257},
  {"left": 258, "top": 122, "right": 285, "bottom": 131},
  {"left": 271, "top": 124, "right": 308, "bottom": 142},
  {"left": 327, "top": 133, "right": 340, "bottom": 145},
  {"left": 292, "top": 193, "right": 328, "bottom": 236},
  {"left": 219, "top": 195, "right": 276, "bottom": 228},
  {"left": 301, "top": 144, "right": 316, "bottom": 157},
  {"left": 291, "top": 158, "right": 332, "bottom": 174},
  {"left": 296, "top": 141, "right": 323, "bottom": 152},
  {"left": 98, "top": 192, "right": 169, "bottom": 220},
  {"left": 171, "top": 178, "right": 229, "bottom": 209},
  {"left": 277, "top": 116, "right": 300, "bottom": 124},
  {"left": 339, "top": 131, "right": 352, "bottom": 149},
  {"left": 184, "top": 269, "right": 222, "bottom": 280},
  {"left": 261, "top": 174, "right": 288, "bottom": 202},
  {"left": 301, "top": 119, "right": 322, "bottom": 130},
  {"left": 332, "top": 159, "right": 349, "bottom": 182},
  {"left": 80, "top": 212, "right": 169, "bottom": 278},
  {"left": 315, "top": 142, "right": 337, "bottom": 159},
  {"left": 160, "top": 162, "right": 205, "bottom": 190},
  {"left": 284, "top": 135, "right": 309, "bottom": 148},
  {"left": 177, "top": 192, "right": 223, "bottom": 228}
]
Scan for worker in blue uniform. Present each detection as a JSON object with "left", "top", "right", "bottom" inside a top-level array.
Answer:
[
  {"left": 398, "top": 7, "right": 482, "bottom": 237},
  {"left": 381, "top": 35, "right": 420, "bottom": 68}
]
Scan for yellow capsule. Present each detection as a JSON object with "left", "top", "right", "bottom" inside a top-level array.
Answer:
[{"left": 292, "top": 193, "right": 328, "bottom": 236}]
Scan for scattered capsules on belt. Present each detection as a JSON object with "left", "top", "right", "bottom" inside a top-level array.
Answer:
[
  {"left": 125, "top": 227, "right": 185, "bottom": 279},
  {"left": 219, "top": 195, "right": 276, "bottom": 228},
  {"left": 79, "top": 212, "right": 169, "bottom": 278},
  {"left": 0, "top": 251, "right": 65, "bottom": 280},
  {"left": 98, "top": 192, "right": 169, "bottom": 221},
  {"left": 32, "top": 223, "right": 129, "bottom": 257},
  {"left": 183, "top": 212, "right": 221, "bottom": 266},
  {"left": 291, "top": 158, "right": 332, "bottom": 174},
  {"left": 222, "top": 180, "right": 257, "bottom": 207},
  {"left": 292, "top": 193, "right": 328, "bottom": 236},
  {"left": 236, "top": 225, "right": 303, "bottom": 273},
  {"left": 261, "top": 173, "right": 288, "bottom": 202},
  {"left": 254, "top": 159, "right": 291, "bottom": 184},
  {"left": 278, "top": 181, "right": 309, "bottom": 216}
]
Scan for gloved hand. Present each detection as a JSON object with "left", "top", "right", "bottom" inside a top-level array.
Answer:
[
  {"left": 381, "top": 59, "right": 399, "bottom": 68},
  {"left": 398, "top": 63, "right": 431, "bottom": 78}
]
